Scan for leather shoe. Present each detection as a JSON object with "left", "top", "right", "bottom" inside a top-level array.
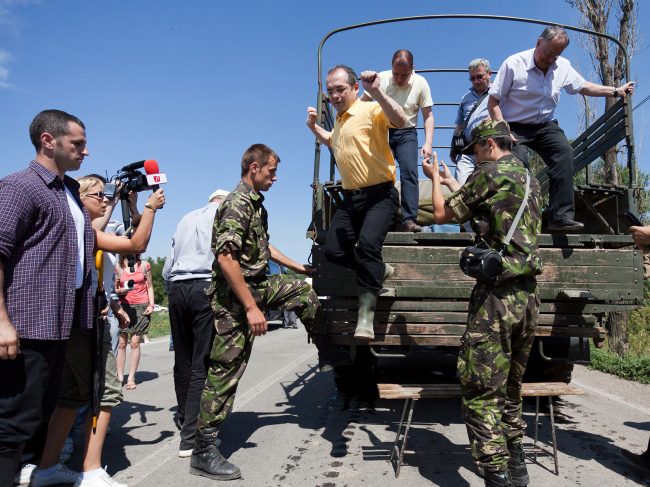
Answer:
[
  {"left": 547, "top": 218, "right": 584, "bottom": 231},
  {"left": 398, "top": 219, "right": 422, "bottom": 232}
]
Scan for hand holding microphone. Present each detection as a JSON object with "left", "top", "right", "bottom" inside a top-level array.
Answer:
[{"left": 143, "top": 159, "right": 167, "bottom": 209}]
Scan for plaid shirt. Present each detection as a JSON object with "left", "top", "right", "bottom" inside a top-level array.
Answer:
[{"left": 0, "top": 161, "right": 94, "bottom": 340}]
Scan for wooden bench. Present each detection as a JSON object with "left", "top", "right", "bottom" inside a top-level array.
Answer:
[{"left": 378, "top": 382, "right": 584, "bottom": 478}]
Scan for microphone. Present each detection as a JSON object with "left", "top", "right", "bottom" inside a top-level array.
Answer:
[
  {"left": 120, "top": 160, "right": 146, "bottom": 172},
  {"left": 144, "top": 159, "right": 168, "bottom": 191}
]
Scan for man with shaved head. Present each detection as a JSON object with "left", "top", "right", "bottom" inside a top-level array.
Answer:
[{"left": 362, "top": 49, "right": 434, "bottom": 232}]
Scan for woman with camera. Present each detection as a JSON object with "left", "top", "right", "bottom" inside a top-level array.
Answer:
[
  {"left": 423, "top": 119, "right": 542, "bottom": 487},
  {"left": 31, "top": 175, "right": 164, "bottom": 487}
]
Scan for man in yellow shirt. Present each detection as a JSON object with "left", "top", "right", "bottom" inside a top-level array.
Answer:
[{"left": 306, "top": 65, "right": 406, "bottom": 339}]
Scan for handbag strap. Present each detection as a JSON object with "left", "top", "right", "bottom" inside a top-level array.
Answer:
[
  {"left": 461, "top": 91, "right": 489, "bottom": 130},
  {"left": 502, "top": 172, "right": 531, "bottom": 247}
]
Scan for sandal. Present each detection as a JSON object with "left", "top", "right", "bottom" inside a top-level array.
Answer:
[{"left": 126, "top": 380, "right": 137, "bottom": 390}]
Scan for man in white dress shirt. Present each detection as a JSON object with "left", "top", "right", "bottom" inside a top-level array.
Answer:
[{"left": 488, "top": 25, "right": 635, "bottom": 231}]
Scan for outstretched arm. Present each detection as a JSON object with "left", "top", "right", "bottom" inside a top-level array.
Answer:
[
  {"left": 579, "top": 81, "right": 635, "bottom": 98},
  {"left": 269, "top": 244, "right": 314, "bottom": 275},
  {"left": 422, "top": 153, "right": 457, "bottom": 224},
  {"left": 421, "top": 106, "right": 434, "bottom": 161},
  {"left": 94, "top": 189, "right": 165, "bottom": 254}
]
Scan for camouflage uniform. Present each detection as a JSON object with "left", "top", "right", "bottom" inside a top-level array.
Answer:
[
  {"left": 197, "top": 180, "right": 319, "bottom": 431},
  {"left": 446, "top": 142, "right": 543, "bottom": 473}
]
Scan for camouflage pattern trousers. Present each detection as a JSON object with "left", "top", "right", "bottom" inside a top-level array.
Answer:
[
  {"left": 197, "top": 274, "right": 320, "bottom": 431},
  {"left": 457, "top": 277, "right": 539, "bottom": 473}
]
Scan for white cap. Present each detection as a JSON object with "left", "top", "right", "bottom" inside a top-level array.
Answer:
[{"left": 208, "top": 189, "right": 229, "bottom": 202}]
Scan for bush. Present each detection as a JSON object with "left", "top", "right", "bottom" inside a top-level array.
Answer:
[{"left": 589, "top": 345, "right": 650, "bottom": 384}]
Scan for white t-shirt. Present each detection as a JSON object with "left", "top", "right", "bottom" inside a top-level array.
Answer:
[
  {"left": 65, "top": 186, "right": 85, "bottom": 289},
  {"left": 375, "top": 71, "right": 433, "bottom": 128}
]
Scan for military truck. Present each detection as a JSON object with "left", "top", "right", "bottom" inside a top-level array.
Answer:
[{"left": 306, "top": 15, "right": 644, "bottom": 391}]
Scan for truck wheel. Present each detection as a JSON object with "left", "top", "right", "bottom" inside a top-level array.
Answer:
[{"left": 332, "top": 346, "right": 377, "bottom": 399}]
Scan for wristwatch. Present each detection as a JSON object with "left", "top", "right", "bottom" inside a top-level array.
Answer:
[
  {"left": 145, "top": 202, "right": 157, "bottom": 213},
  {"left": 612, "top": 87, "right": 620, "bottom": 98}
]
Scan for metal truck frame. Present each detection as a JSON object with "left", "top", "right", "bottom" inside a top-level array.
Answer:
[{"left": 307, "top": 15, "right": 644, "bottom": 387}]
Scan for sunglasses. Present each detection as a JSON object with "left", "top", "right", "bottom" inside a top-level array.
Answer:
[{"left": 84, "top": 191, "right": 108, "bottom": 200}]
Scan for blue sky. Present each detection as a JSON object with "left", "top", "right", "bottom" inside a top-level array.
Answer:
[{"left": 1, "top": 0, "right": 649, "bottom": 261}]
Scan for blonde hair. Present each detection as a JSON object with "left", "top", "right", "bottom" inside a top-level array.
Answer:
[{"left": 77, "top": 174, "right": 106, "bottom": 197}]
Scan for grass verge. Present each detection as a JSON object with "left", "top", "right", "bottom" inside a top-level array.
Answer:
[
  {"left": 148, "top": 312, "right": 171, "bottom": 339},
  {"left": 589, "top": 346, "right": 650, "bottom": 384}
]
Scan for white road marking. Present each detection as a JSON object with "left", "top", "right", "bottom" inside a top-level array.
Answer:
[
  {"left": 572, "top": 379, "right": 650, "bottom": 415},
  {"left": 119, "top": 348, "right": 317, "bottom": 485}
]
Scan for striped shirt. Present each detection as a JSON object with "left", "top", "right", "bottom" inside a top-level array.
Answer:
[{"left": 0, "top": 161, "right": 94, "bottom": 339}]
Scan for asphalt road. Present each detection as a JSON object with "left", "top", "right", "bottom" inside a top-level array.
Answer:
[{"left": 92, "top": 326, "right": 650, "bottom": 487}]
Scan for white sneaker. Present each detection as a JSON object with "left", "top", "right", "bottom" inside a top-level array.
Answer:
[
  {"left": 32, "top": 463, "right": 80, "bottom": 487},
  {"left": 13, "top": 463, "right": 36, "bottom": 485},
  {"left": 74, "top": 469, "right": 127, "bottom": 487},
  {"left": 178, "top": 448, "right": 193, "bottom": 458}
]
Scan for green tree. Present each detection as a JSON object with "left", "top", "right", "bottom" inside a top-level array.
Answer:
[{"left": 146, "top": 257, "right": 168, "bottom": 306}]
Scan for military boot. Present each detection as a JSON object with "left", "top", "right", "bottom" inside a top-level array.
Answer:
[
  {"left": 354, "top": 288, "right": 378, "bottom": 340},
  {"left": 507, "top": 442, "right": 529, "bottom": 486},
  {"left": 190, "top": 428, "right": 241, "bottom": 480},
  {"left": 484, "top": 469, "right": 512, "bottom": 487}
]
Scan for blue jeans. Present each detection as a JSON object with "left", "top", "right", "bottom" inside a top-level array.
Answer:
[{"left": 389, "top": 127, "right": 419, "bottom": 223}]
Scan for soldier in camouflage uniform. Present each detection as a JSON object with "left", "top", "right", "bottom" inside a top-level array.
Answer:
[
  {"left": 423, "top": 120, "right": 543, "bottom": 487},
  {"left": 190, "top": 144, "right": 320, "bottom": 481}
]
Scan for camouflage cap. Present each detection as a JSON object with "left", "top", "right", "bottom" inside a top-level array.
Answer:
[{"left": 461, "top": 119, "right": 511, "bottom": 155}]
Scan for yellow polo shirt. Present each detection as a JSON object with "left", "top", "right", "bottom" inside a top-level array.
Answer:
[{"left": 331, "top": 99, "right": 396, "bottom": 190}]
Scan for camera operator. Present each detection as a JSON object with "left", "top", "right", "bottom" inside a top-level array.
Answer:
[{"left": 32, "top": 176, "right": 164, "bottom": 487}]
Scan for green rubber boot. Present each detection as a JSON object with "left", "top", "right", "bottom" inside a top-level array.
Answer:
[{"left": 354, "top": 288, "right": 378, "bottom": 340}]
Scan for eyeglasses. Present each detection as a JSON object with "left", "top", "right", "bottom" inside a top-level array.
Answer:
[
  {"left": 326, "top": 85, "right": 350, "bottom": 97},
  {"left": 84, "top": 191, "right": 108, "bottom": 200},
  {"left": 469, "top": 73, "right": 487, "bottom": 81}
]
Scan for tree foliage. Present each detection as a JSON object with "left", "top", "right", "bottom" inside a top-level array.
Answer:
[
  {"left": 566, "top": 0, "right": 638, "bottom": 185},
  {"left": 146, "top": 256, "right": 168, "bottom": 306}
]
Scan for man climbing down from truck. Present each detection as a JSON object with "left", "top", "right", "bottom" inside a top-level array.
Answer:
[
  {"left": 423, "top": 120, "right": 543, "bottom": 487},
  {"left": 306, "top": 65, "right": 407, "bottom": 340}
]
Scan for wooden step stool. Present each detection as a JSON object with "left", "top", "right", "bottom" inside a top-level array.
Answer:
[{"left": 378, "top": 382, "right": 584, "bottom": 477}]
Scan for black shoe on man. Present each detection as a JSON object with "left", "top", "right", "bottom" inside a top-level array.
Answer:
[
  {"left": 547, "top": 218, "right": 584, "bottom": 231},
  {"left": 190, "top": 428, "right": 241, "bottom": 480},
  {"left": 484, "top": 469, "right": 513, "bottom": 487},
  {"left": 398, "top": 219, "right": 422, "bottom": 232},
  {"left": 507, "top": 442, "right": 529, "bottom": 486}
]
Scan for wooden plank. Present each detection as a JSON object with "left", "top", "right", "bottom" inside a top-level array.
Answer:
[
  {"left": 315, "top": 279, "right": 643, "bottom": 302},
  {"left": 330, "top": 335, "right": 461, "bottom": 346},
  {"left": 377, "top": 382, "right": 583, "bottom": 400},
  {"left": 324, "top": 310, "right": 596, "bottom": 326},
  {"left": 326, "top": 323, "right": 603, "bottom": 338},
  {"left": 319, "top": 298, "right": 631, "bottom": 315}
]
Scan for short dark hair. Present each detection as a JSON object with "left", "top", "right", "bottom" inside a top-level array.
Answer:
[
  {"left": 241, "top": 143, "right": 280, "bottom": 177},
  {"left": 539, "top": 25, "right": 570, "bottom": 47},
  {"left": 29, "top": 109, "right": 85, "bottom": 151},
  {"left": 477, "top": 135, "right": 513, "bottom": 152},
  {"left": 327, "top": 65, "right": 357, "bottom": 86},
  {"left": 391, "top": 49, "right": 414, "bottom": 69}
]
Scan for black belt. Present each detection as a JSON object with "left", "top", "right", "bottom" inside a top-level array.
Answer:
[{"left": 342, "top": 181, "right": 393, "bottom": 196}]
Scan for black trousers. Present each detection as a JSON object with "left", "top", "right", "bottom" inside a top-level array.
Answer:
[
  {"left": 509, "top": 120, "right": 575, "bottom": 222},
  {"left": 168, "top": 279, "right": 216, "bottom": 450},
  {"left": 323, "top": 183, "right": 399, "bottom": 291},
  {"left": 0, "top": 339, "right": 67, "bottom": 486}
]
